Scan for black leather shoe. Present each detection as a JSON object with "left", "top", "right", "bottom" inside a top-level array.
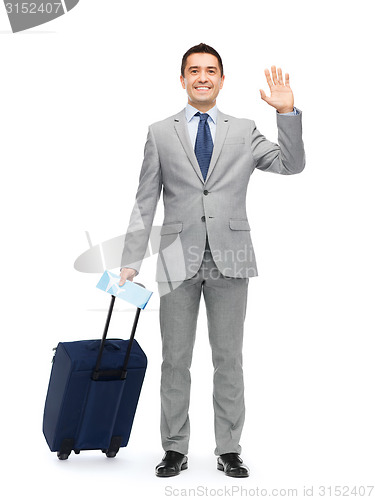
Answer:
[
  {"left": 155, "top": 450, "right": 188, "bottom": 477},
  {"left": 217, "top": 453, "right": 250, "bottom": 478}
]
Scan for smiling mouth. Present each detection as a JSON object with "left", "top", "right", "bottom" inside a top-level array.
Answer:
[{"left": 195, "top": 86, "right": 211, "bottom": 91}]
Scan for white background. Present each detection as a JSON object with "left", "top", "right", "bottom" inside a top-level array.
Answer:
[{"left": 1, "top": 1, "right": 374, "bottom": 498}]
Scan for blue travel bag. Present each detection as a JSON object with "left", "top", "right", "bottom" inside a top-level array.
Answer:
[{"left": 43, "top": 293, "right": 147, "bottom": 460}]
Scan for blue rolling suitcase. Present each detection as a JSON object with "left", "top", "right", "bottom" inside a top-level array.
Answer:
[{"left": 43, "top": 292, "right": 147, "bottom": 460}]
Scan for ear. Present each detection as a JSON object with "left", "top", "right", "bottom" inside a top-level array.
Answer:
[
  {"left": 220, "top": 75, "right": 225, "bottom": 90},
  {"left": 180, "top": 75, "right": 186, "bottom": 89}
]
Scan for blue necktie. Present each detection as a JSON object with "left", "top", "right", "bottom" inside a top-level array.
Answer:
[{"left": 194, "top": 112, "right": 213, "bottom": 181}]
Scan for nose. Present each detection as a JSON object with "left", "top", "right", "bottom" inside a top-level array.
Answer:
[{"left": 198, "top": 71, "right": 209, "bottom": 83}]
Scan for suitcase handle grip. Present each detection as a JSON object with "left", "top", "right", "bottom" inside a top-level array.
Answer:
[{"left": 92, "top": 293, "right": 142, "bottom": 381}]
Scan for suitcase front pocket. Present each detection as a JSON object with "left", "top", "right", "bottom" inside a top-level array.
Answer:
[{"left": 75, "top": 379, "right": 126, "bottom": 450}]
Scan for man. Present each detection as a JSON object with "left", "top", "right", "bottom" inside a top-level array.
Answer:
[{"left": 119, "top": 43, "right": 305, "bottom": 478}]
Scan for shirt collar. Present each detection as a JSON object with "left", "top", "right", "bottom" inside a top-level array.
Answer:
[{"left": 185, "top": 103, "right": 218, "bottom": 124}]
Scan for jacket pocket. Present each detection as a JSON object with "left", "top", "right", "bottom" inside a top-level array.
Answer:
[
  {"left": 229, "top": 219, "right": 250, "bottom": 231},
  {"left": 160, "top": 222, "right": 183, "bottom": 235}
]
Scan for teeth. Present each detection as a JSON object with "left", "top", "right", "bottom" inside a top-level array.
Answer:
[{"left": 196, "top": 87, "right": 210, "bottom": 90}]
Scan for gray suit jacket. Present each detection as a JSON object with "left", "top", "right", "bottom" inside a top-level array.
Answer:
[{"left": 121, "top": 108, "right": 305, "bottom": 282}]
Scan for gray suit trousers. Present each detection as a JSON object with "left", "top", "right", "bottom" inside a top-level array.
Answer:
[{"left": 158, "top": 237, "right": 249, "bottom": 456}]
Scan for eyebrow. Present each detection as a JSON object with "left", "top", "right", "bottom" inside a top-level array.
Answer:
[{"left": 187, "top": 65, "right": 218, "bottom": 71}]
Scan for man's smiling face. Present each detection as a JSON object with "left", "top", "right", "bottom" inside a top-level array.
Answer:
[{"left": 180, "top": 53, "right": 225, "bottom": 112}]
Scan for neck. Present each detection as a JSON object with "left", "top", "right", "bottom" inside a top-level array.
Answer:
[{"left": 189, "top": 100, "right": 216, "bottom": 113}]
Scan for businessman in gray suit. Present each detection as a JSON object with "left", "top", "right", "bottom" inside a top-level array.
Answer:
[{"left": 119, "top": 43, "right": 305, "bottom": 477}]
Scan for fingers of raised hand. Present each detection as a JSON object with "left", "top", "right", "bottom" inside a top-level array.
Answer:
[
  {"left": 259, "top": 89, "right": 269, "bottom": 102},
  {"left": 277, "top": 67, "right": 284, "bottom": 85},
  {"left": 264, "top": 68, "right": 273, "bottom": 90},
  {"left": 271, "top": 65, "right": 279, "bottom": 85},
  {"left": 265, "top": 66, "right": 288, "bottom": 87}
]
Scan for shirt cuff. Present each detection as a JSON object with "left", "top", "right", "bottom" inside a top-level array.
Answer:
[{"left": 277, "top": 107, "right": 299, "bottom": 115}]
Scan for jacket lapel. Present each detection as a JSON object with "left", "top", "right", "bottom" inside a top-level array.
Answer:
[
  {"left": 173, "top": 109, "right": 204, "bottom": 183},
  {"left": 173, "top": 108, "right": 230, "bottom": 185},
  {"left": 205, "top": 110, "right": 229, "bottom": 184}
]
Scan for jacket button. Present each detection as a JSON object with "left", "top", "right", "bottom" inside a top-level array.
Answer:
[
  {"left": 203, "top": 190, "right": 209, "bottom": 195},
  {"left": 201, "top": 216, "right": 206, "bottom": 222}
]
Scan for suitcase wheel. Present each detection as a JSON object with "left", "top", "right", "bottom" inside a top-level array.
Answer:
[
  {"left": 57, "top": 438, "right": 74, "bottom": 460},
  {"left": 101, "top": 449, "right": 117, "bottom": 458},
  {"left": 74, "top": 450, "right": 81, "bottom": 455},
  {"left": 104, "top": 436, "right": 122, "bottom": 458}
]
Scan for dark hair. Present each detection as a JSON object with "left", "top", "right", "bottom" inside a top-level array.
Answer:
[{"left": 181, "top": 43, "right": 224, "bottom": 77}]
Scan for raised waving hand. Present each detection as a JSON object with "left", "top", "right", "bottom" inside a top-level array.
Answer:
[{"left": 260, "top": 65, "right": 294, "bottom": 113}]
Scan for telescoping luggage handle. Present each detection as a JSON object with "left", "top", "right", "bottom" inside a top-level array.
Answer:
[{"left": 92, "top": 283, "right": 144, "bottom": 381}]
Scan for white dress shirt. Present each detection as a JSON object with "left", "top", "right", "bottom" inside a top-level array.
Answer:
[{"left": 185, "top": 103, "right": 299, "bottom": 147}]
